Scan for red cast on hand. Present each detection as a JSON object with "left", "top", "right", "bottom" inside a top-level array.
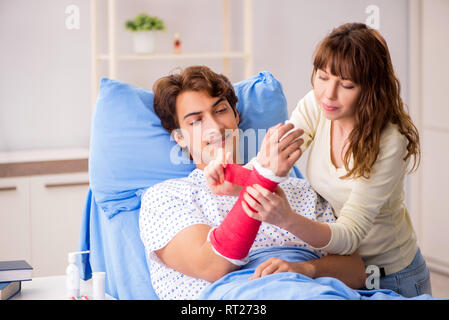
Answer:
[{"left": 209, "top": 164, "right": 279, "bottom": 260}]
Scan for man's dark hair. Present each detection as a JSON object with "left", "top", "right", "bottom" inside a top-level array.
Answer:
[{"left": 153, "top": 65, "right": 238, "bottom": 133}]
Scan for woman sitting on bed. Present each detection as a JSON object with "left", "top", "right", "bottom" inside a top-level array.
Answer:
[{"left": 139, "top": 65, "right": 366, "bottom": 300}]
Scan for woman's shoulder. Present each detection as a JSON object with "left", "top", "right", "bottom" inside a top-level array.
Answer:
[
  {"left": 291, "top": 90, "right": 323, "bottom": 136},
  {"left": 377, "top": 122, "right": 408, "bottom": 163},
  {"left": 380, "top": 122, "right": 408, "bottom": 148},
  {"left": 294, "top": 90, "right": 321, "bottom": 114}
]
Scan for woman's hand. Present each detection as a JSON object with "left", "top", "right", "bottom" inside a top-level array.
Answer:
[
  {"left": 249, "top": 257, "right": 315, "bottom": 280},
  {"left": 243, "top": 183, "right": 332, "bottom": 250},
  {"left": 256, "top": 123, "right": 304, "bottom": 177},
  {"left": 204, "top": 148, "right": 242, "bottom": 196},
  {"left": 241, "top": 184, "right": 296, "bottom": 229}
]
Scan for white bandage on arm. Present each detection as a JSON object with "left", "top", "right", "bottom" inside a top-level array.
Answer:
[
  {"left": 252, "top": 160, "right": 289, "bottom": 183},
  {"left": 207, "top": 228, "right": 249, "bottom": 266}
]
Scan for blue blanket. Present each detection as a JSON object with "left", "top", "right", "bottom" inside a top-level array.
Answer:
[{"left": 199, "top": 247, "right": 435, "bottom": 300}]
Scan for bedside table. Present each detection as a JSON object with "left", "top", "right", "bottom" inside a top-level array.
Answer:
[{"left": 11, "top": 275, "right": 116, "bottom": 300}]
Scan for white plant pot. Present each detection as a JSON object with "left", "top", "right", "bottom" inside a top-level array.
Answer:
[{"left": 132, "top": 31, "right": 155, "bottom": 54}]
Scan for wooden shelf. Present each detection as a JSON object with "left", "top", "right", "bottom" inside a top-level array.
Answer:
[
  {"left": 91, "top": 0, "right": 253, "bottom": 109},
  {"left": 0, "top": 148, "right": 89, "bottom": 164},
  {"left": 0, "top": 148, "right": 89, "bottom": 178}
]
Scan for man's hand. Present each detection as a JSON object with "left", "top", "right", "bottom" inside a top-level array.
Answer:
[
  {"left": 249, "top": 253, "right": 367, "bottom": 289},
  {"left": 249, "top": 257, "right": 315, "bottom": 280},
  {"left": 256, "top": 123, "right": 304, "bottom": 177},
  {"left": 204, "top": 148, "right": 242, "bottom": 196}
]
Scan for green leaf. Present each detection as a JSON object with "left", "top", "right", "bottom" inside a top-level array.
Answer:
[{"left": 125, "top": 13, "right": 165, "bottom": 31}]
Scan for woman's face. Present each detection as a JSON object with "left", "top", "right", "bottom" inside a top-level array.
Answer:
[{"left": 313, "top": 67, "right": 361, "bottom": 125}]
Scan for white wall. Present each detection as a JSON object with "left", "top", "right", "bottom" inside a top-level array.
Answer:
[
  {"left": 251, "top": 0, "right": 409, "bottom": 112},
  {"left": 410, "top": 0, "right": 449, "bottom": 273},
  {"left": 0, "top": 0, "right": 91, "bottom": 152},
  {"left": 0, "top": 0, "right": 409, "bottom": 155},
  {"left": 245, "top": 0, "right": 409, "bottom": 174}
]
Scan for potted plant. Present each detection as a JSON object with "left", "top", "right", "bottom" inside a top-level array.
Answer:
[{"left": 125, "top": 13, "right": 165, "bottom": 54}]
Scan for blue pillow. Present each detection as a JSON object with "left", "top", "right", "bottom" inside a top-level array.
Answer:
[{"left": 89, "top": 71, "right": 297, "bottom": 219}]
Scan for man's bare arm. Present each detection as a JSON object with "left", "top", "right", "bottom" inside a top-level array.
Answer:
[
  {"left": 251, "top": 251, "right": 366, "bottom": 289},
  {"left": 155, "top": 224, "right": 239, "bottom": 282},
  {"left": 299, "top": 252, "right": 367, "bottom": 289}
]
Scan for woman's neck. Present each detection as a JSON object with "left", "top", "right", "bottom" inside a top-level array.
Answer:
[{"left": 333, "top": 118, "right": 354, "bottom": 138}]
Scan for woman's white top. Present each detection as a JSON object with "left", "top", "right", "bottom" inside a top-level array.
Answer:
[{"left": 290, "top": 90, "right": 418, "bottom": 275}]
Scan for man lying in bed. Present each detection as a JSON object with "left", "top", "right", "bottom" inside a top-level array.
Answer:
[{"left": 139, "top": 65, "right": 366, "bottom": 300}]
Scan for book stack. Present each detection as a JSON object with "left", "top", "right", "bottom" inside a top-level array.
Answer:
[{"left": 0, "top": 260, "right": 33, "bottom": 300}]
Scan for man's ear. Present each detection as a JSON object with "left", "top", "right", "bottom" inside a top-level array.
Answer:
[
  {"left": 172, "top": 128, "right": 193, "bottom": 161},
  {"left": 235, "top": 108, "right": 240, "bottom": 125},
  {"left": 172, "top": 128, "right": 188, "bottom": 149}
]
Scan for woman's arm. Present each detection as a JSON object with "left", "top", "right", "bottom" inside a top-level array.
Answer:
[
  {"left": 243, "top": 184, "right": 332, "bottom": 249},
  {"left": 244, "top": 130, "right": 410, "bottom": 255},
  {"left": 293, "top": 130, "right": 409, "bottom": 254},
  {"left": 250, "top": 252, "right": 367, "bottom": 289},
  {"left": 155, "top": 224, "right": 239, "bottom": 282},
  {"left": 322, "top": 131, "right": 409, "bottom": 254},
  {"left": 287, "top": 89, "right": 321, "bottom": 156}
]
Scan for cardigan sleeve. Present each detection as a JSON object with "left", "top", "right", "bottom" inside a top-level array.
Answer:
[
  {"left": 289, "top": 90, "right": 321, "bottom": 155},
  {"left": 318, "top": 128, "right": 410, "bottom": 255}
]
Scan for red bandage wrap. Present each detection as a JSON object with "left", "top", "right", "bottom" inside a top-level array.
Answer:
[{"left": 208, "top": 163, "right": 279, "bottom": 261}]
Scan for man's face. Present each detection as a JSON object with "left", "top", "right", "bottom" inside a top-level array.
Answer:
[{"left": 173, "top": 90, "right": 240, "bottom": 169}]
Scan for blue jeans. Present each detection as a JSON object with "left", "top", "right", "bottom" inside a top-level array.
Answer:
[{"left": 378, "top": 248, "right": 432, "bottom": 298}]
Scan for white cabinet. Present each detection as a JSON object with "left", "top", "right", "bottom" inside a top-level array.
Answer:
[
  {"left": 0, "top": 177, "right": 31, "bottom": 262},
  {"left": 30, "top": 173, "right": 89, "bottom": 277},
  {"left": 0, "top": 172, "right": 89, "bottom": 277}
]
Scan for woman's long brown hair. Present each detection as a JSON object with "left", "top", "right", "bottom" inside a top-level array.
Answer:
[{"left": 311, "top": 23, "right": 420, "bottom": 179}]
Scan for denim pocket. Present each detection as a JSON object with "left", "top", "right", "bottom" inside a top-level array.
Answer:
[
  {"left": 415, "top": 275, "right": 432, "bottom": 296},
  {"left": 395, "top": 252, "right": 432, "bottom": 297}
]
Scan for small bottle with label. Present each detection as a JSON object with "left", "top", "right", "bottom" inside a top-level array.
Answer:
[{"left": 174, "top": 32, "right": 182, "bottom": 54}]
